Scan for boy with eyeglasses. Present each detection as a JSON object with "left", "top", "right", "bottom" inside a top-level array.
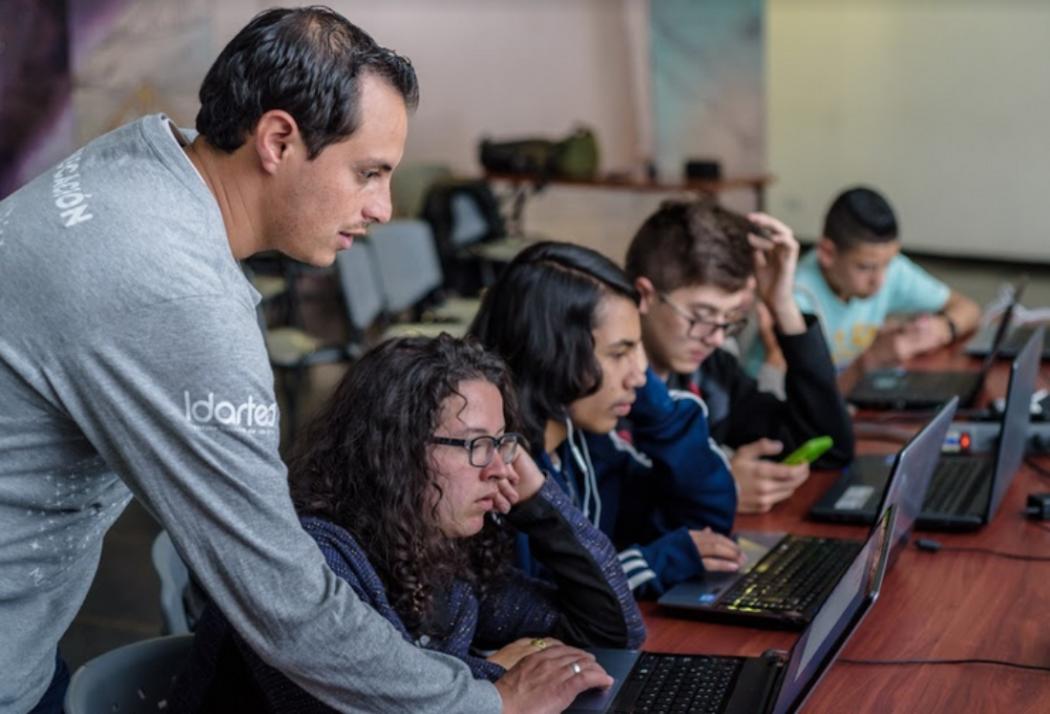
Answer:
[{"left": 624, "top": 200, "right": 854, "bottom": 513}]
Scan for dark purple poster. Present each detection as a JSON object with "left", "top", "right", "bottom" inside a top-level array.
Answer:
[{"left": 1, "top": 0, "right": 72, "bottom": 198}]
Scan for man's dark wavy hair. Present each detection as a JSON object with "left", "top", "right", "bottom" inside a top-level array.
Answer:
[
  {"left": 287, "top": 334, "right": 516, "bottom": 637},
  {"left": 468, "top": 241, "right": 640, "bottom": 452},
  {"left": 625, "top": 199, "right": 755, "bottom": 293},
  {"left": 196, "top": 5, "right": 419, "bottom": 159}
]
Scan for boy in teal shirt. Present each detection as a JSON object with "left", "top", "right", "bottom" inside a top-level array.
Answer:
[{"left": 753, "top": 187, "right": 980, "bottom": 394}]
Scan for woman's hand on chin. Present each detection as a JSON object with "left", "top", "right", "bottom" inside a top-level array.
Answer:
[{"left": 501, "top": 449, "right": 546, "bottom": 509}]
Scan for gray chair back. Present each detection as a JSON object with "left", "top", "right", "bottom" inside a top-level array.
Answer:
[
  {"left": 335, "top": 241, "right": 385, "bottom": 334},
  {"left": 151, "top": 531, "right": 190, "bottom": 635},
  {"left": 369, "top": 220, "right": 444, "bottom": 314},
  {"left": 449, "top": 192, "right": 490, "bottom": 248},
  {"left": 64, "top": 635, "right": 193, "bottom": 714}
]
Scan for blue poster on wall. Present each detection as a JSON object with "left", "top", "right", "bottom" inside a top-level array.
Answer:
[{"left": 650, "top": 0, "right": 764, "bottom": 187}]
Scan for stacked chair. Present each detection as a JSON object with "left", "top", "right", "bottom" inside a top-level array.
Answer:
[
  {"left": 422, "top": 179, "right": 529, "bottom": 295},
  {"left": 64, "top": 634, "right": 193, "bottom": 714},
  {"left": 257, "top": 220, "right": 480, "bottom": 437}
]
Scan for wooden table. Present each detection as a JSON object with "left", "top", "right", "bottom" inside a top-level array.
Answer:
[{"left": 640, "top": 359, "right": 1050, "bottom": 712}]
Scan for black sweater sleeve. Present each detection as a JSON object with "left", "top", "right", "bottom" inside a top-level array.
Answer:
[
  {"left": 475, "top": 478, "right": 645, "bottom": 650},
  {"left": 702, "top": 314, "right": 854, "bottom": 467}
]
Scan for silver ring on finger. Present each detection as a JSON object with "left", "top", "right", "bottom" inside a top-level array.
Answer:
[{"left": 571, "top": 661, "right": 582, "bottom": 675}]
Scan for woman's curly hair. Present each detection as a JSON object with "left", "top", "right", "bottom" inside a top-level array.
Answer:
[{"left": 287, "top": 334, "right": 519, "bottom": 637}]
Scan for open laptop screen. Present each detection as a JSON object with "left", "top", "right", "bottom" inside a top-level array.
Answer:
[
  {"left": 989, "top": 325, "right": 1044, "bottom": 517},
  {"left": 770, "top": 506, "right": 894, "bottom": 714},
  {"left": 976, "top": 278, "right": 1028, "bottom": 372},
  {"left": 874, "top": 397, "right": 958, "bottom": 565}
]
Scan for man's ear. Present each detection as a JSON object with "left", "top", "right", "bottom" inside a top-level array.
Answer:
[
  {"left": 635, "top": 276, "right": 657, "bottom": 315},
  {"left": 253, "top": 110, "right": 301, "bottom": 175},
  {"left": 816, "top": 237, "right": 837, "bottom": 270}
]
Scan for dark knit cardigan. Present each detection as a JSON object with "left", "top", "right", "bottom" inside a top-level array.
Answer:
[{"left": 175, "top": 477, "right": 645, "bottom": 713}]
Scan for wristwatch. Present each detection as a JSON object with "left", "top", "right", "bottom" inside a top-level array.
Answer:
[{"left": 938, "top": 311, "right": 958, "bottom": 343}]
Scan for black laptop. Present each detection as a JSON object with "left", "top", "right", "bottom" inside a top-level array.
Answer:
[
  {"left": 568, "top": 506, "right": 895, "bottom": 714},
  {"left": 847, "top": 281, "right": 1025, "bottom": 410},
  {"left": 814, "top": 326, "right": 1043, "bottom": 531},
  {"left": 965, "top": 320, "right": 1050, "bottom": 361},
  {"left": 655, "top": 399, "right": 956, "bottom": 628}
]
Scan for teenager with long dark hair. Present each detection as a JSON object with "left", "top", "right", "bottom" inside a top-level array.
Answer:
[
  {"left": 469, "top": 241, "right": 742, "bottom": 599},
  {"left": 177, "top": 334, "right": 643, "bottom": 711}
]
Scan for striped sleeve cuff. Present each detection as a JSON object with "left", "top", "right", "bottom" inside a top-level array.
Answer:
[{"left": 618, "top": 548, "right": 657, "bottom": 591}]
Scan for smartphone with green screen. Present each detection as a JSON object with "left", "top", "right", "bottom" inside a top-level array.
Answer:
[{"left": 781, "top": 436, "right": 833, "bottom": 465}]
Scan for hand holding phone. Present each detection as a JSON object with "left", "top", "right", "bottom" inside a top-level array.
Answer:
[
  {"left": 732, "top": 438, "right": 814, "bottom": 513},
  {"left": 781, "top": 436, "right": 834, "bottom": 465}
]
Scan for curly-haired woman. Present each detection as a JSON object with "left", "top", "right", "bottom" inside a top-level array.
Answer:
[{"left": 176, "top": 334, "right": 644, "bottom": 712}]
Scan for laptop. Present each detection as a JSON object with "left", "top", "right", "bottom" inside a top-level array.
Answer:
[
  {"left": 568, "top": 505, "right": 896, "bottom": 714},
  {"left": 656, "top": 399, "right": 956, "bottom": 628},
  {"left": 814, "top": 326, "right": 1043, "bottom": 531},
  {"left": 965, "top": 321, "right": 1050, "bottom": 361},
  {"left": 847, "top": 280, "right": 1026, "bottom": 410}
]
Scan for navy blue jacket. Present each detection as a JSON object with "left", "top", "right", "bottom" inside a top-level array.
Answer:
[{"left": 520, "top": 367, "right": 737, "bottom": 599}]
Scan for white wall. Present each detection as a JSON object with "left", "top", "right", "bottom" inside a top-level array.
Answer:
[
  {"left": 214, "top": 0, "right": 644, "bottom": 176},
  {"left": 767, "top": 0, "right": 1050, "bottom": 262}
]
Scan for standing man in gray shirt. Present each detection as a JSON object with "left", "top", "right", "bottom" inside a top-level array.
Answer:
[{"left": 0, "top": 7, "right": 609, "bottom": 713}]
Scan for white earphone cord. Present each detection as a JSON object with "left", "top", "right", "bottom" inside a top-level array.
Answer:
[{"left": 566, "top": 418, "right": 602, "bottom": 527}]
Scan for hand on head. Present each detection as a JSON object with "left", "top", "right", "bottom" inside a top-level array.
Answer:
[
  {"left": 747, "top": 212, "right": 805, "bottom": 334},
  {"left": 731, "top": 439, "right": 810, "bottom": 514},
  {"left": 495, "top": 643, "right": 613, "bottom": 714},
  {"left": 746, "top": 213, "right": 799, "bottom": 307},
  {"left": 689, "top": 527, "right": 747, "bottom": 573}
]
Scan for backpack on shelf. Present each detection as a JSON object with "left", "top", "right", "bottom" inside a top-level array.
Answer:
[{"left": 479, "top": 125, "right": 599, "bottom": 181}]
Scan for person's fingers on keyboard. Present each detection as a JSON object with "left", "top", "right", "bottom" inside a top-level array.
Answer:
[
  {"left": 691, "top": 528, "right": 745, "bottom": 571},
  {"left": 701, "top": 555, "right": 743, "bottom": 572},
  {"left": 496, "top": 645, "right": 612, "bottom": 714}
]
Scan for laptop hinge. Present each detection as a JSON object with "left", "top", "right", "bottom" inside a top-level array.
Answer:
[{"left": 723, "top": 650, "right": 786, "bottom": 714}]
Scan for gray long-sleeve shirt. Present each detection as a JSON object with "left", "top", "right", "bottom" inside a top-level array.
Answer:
[{"left": 0, "top": 114, "right": 500, "bottom": 713}]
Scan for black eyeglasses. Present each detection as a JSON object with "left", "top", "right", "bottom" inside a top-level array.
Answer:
[
  {"left": 429, "top": 432, "right": 523, "bottom": 467},
  {"left": 658, "top": 292, "right": 749, "bottom": 339}
]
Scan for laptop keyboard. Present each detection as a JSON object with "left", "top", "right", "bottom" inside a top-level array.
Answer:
[
  {"left": 923, "top": 458, "right": 987, "bottom": 514},
  {"left": 611, "top": 653, "right": 741, "bottom": 713},
  {"left": 721, "top": 536, "right": 862, "bottom": 616}
]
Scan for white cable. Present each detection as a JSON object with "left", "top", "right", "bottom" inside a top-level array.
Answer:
[
  {"left": 566, "top": 419, "right": 591, "bottom": 521},
  {"left": 580, "top": 433, "right": 602, "bottom": 527},
  {"left": 566, "top": 418, "right": 603, "bottom": 527}
]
